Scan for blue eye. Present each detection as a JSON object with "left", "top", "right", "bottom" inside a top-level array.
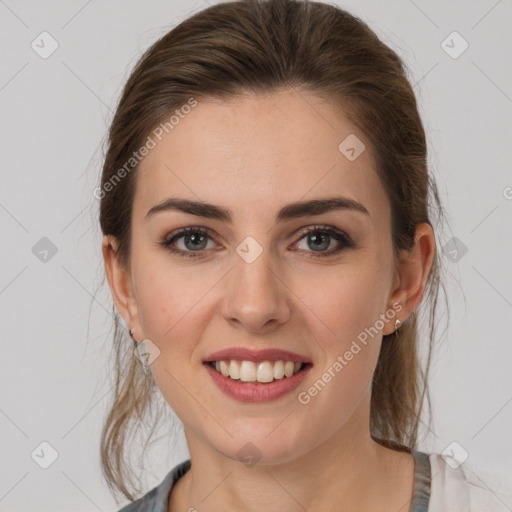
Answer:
[
  {"left": 160, "top": 227, "right": 216, "bottom": 258},
  {"left": 160, "top": 225, "right": 354, "bottom": 259},
  {"left": 303, "top": 231, "right": 334, "bottom": 252},
  {"left": 174, "top": 231, "right": 209, "bottom": 251},
  {"left": 292, "top": 225, "right": 355, "bottom": 257}
]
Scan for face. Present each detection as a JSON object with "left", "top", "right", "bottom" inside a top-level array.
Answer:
[{"left": 108, "top": 89, "right": 405, "bottom": 465}]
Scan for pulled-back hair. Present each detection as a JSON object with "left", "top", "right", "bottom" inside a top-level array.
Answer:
[{"left": 98, "top": 0, "right": 447, "bottom": 501}]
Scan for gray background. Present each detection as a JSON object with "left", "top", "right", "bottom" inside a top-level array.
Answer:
[{"left": 1, "top": 0, "right": 511, "bottom": 510}]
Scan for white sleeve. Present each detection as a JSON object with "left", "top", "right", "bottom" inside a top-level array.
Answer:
[{"left": 428, "top": 454, "right": 512, "bottom": 512}]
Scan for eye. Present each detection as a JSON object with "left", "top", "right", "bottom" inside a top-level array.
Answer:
[
  {"left": 291, "top": 225, "right": 354, "bottom": 257},
  {"left": 160, "top": 227, "right": 218, "bottom": 258},
  {"left": 160, "top": 224, "right": 355, "bottom": 259}
]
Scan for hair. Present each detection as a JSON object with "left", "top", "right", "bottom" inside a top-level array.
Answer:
[{"left": 97, "top": 0, "right": 448, "bottom": 501}]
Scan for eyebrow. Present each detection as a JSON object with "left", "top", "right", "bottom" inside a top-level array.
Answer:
[{"left": 145, "top": 196, "right": 370, "bottom": 223}]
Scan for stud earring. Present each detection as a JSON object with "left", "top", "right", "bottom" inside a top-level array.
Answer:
[
  {"left": 129, "top": 328, "right": 138, "bottom": 344},
  {"left": 129, "top": 328, "right": 151, "bottom": 375},
  {"left": 394, "top": 318, "right": 401, "bottom": 334}
]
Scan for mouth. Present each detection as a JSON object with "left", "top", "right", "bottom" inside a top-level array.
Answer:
[
  {"left": 204, "top": 359, "right": 313, "bottom": 384},
  {"left": 202, "top": 347, "right": 313, "bottom": 401},
  {"left": 203, "top": 358, "right": 313, "bottom": 403}
]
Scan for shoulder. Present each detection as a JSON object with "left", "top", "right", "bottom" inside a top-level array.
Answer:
[
  {"left": 116, "top": 486, "right": 159, "bottom": 512},
  {"left": 427, "top": 453, "right": 512, "bottom": 512},
  {"left": 115, "top": 460, "right": 191, "bottom": 512}
]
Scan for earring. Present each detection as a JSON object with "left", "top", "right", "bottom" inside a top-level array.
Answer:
[
  {"left": 130, "top": 329, "right": 150, "bottom": 375},
  {"left": 394, "top": 318, "right": 401, "bottom": 334},
  {"left": 129, "top": 328, "right": 137, "bottom": 344}
]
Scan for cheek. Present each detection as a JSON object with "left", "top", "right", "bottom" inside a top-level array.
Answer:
[
  {"left": 293, "top": 270, "right": 387, "bottom": 430},
  {"left": 131, "top": 252, "right": 213, "bottom": 342},
  {"left": 293, "top": 262, "right": 390, "bottom": 401},
  {"left": 132, "top": 260, "right": 213, "bottom": 422},
  {"left": 302, "top": 263, "right": 389, "bottom": 350}
]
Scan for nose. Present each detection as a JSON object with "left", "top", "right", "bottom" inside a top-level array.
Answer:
[{"left": 220, "top": 248, "right": 291, "bottom": 334}]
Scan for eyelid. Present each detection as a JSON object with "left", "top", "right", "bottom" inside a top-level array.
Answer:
[
  {"left": 161, "top": 226, "right": 221, "bottom": 250},
  {"left": 160, "top": 224, "right": 354, "bottom": 258},
  {"left": 289, "top": 224, "right": 354, "bottom": 251}
]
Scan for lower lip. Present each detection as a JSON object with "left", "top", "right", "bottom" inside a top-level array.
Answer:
[{"left": 203, "top": 363, "right": 312, "bottom": 403}]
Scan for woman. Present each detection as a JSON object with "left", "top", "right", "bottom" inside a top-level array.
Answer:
[{"left": 97, "top": 0, "right": 510, "bottom": 510}]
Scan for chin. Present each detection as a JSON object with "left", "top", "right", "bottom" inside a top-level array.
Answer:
[{"left": 210, "top": 425, "right": 307, "bottom": 466}]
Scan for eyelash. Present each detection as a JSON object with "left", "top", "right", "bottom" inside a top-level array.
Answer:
[{"left": 159, "top": 225, "right": 355, "bottom": 259}]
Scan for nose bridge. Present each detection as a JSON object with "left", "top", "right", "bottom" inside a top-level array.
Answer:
[{"left": 221, "top": 236, "right": 290, "bottom": 331}]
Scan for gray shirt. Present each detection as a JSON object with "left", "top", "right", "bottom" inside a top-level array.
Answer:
[{"left": 117, "top": 449, "right": 431, "bottom": 512}]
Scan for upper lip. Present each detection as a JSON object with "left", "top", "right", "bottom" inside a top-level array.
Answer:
[{"left": 203, "top": 347, "right": 312, "bottom": 364}]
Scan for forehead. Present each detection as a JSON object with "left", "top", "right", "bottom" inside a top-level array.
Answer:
[{"left": 134, "top": 89, "right": 390, "bottom": 225}]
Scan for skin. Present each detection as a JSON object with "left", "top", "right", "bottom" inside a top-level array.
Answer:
[{"left": 103, "top": 88, "right": 435, "bottom": 512}]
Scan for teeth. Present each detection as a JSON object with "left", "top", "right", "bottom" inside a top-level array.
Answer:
[
  {"left": 256, "top": 361, "right": 274, "bottom": 383},
  {"left": 210, "top": 359, "right": 305, "bottom": 383},
  {"left": 284, "top": 361, "right": 294, "bottom": 377},
  {"left": 240, "top": 361, "right": 257, "bottom": 382},
  {"left": 229, "top": 360, "right": 240, "bottom": 380},
  {"left": 274, "top": 360, "right": 285, "bottom": 379},
  {"left": 220, "top": 360, "right": 229, "bottom": 377}
]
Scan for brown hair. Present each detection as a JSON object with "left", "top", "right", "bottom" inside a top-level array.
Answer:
[{"left": 97, "top": 0, "right": 448, "bottom": 501}]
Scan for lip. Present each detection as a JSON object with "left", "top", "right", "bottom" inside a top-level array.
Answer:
[
  {"left": 204, "top": 362, "right": 313, "bottom": 403},
  {"left": 203, "top": 347, "right": 312, "bottom": 364}
]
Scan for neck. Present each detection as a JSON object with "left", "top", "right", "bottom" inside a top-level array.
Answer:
[{"left": 169, "top": 400, "right": 415, "bottom": 512}]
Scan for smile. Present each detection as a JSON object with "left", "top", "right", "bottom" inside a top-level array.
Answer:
[
  {"left": 203, "top": 360, "right": 313, "bottom": 403},
  {"left": 207, "top": 359, "right": 309, "bottom": 383}
]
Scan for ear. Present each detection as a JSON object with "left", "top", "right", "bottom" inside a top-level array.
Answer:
[
  {"left": 102, "top": 235, "right": 142, "bottom": 338},
  {"left": 382, "top": 223, "right": 436, "bottom": 335}
]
